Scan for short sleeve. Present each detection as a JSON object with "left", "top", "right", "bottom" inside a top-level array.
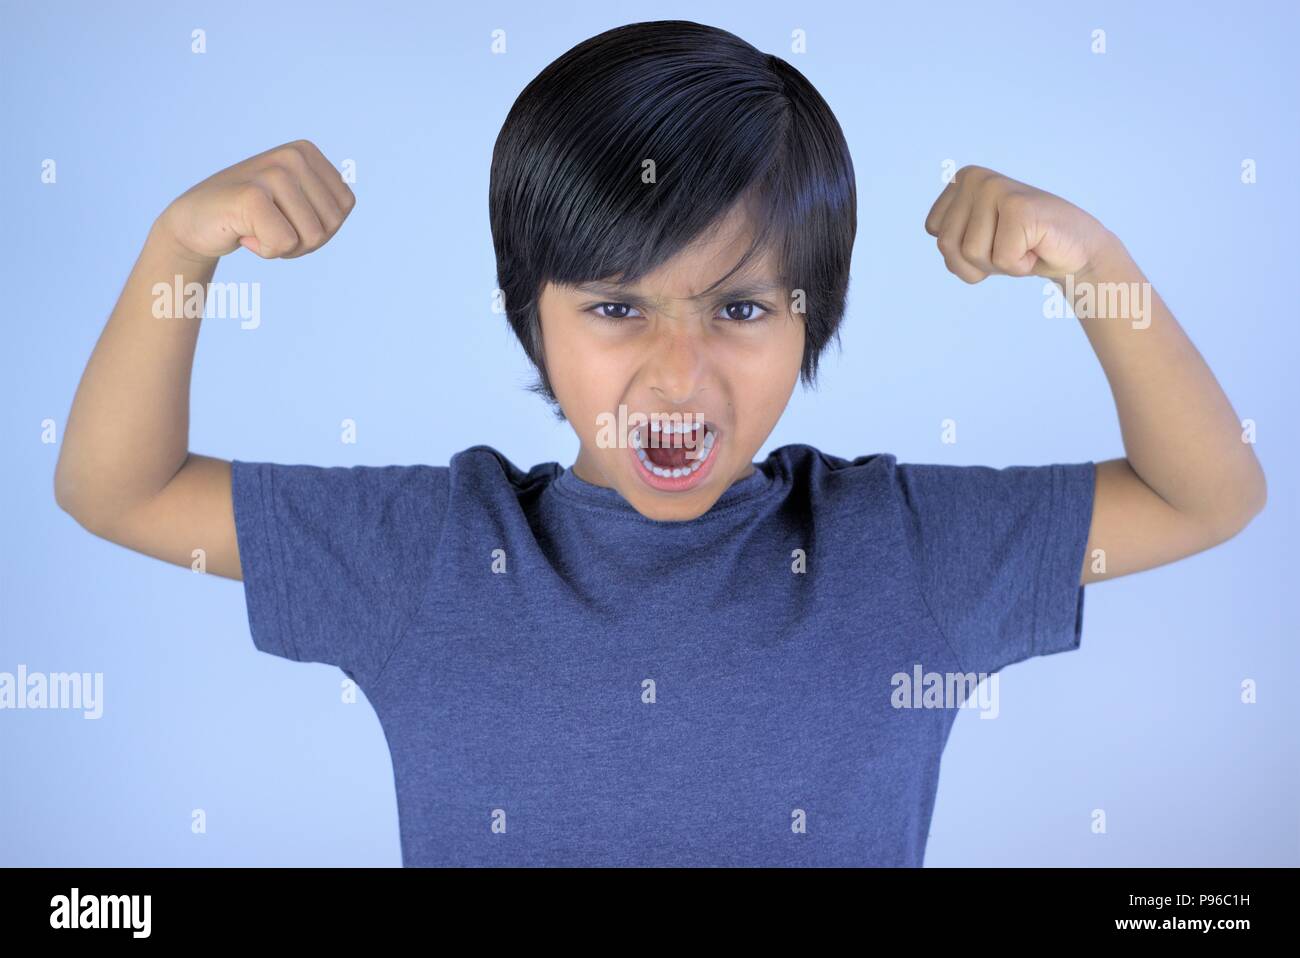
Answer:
[
  {"left": 230, "top": 460, "right": 449, "bottom": 687},
  {"left": 893, "top": 459, "right": 1096, "bottom": 677}
]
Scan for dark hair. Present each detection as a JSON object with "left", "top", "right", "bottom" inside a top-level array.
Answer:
[{"left": 488, "top": 19, "right": 857, "bottom": 413}]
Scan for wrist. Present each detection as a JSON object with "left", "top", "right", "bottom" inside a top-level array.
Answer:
[
  {"left": 1076, "top": 230, "right": 1136, "bottom": 284},
  {"left": 147, "top": 212, "right": 219, "bottom": 269}
]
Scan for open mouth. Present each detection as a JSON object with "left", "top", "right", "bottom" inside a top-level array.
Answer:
[{"left": 629, "top": 419, "right": 720, "bottom": 492}]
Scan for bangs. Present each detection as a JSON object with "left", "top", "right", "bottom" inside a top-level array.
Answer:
[{"left": 518, "top": 80, "right": 794, "bottom": 297}]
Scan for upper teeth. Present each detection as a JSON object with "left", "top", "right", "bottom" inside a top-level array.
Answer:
[
  {"left": 631, "top": 423, "right": 717, "bottom": 478},
  {"left": 650, "top": 420, "right": 702, "bottom": 434},
  {"left": 632, "top": 423, "right": 710, "bottom": 449}
]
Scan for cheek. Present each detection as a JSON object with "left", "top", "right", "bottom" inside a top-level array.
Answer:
[
  {"left": 775, "top": 316, "right": 806, "bottom": 390},
  {"left": 541, "top": 316, "right": 625, "bottom": 424},
  {"left": 739, "top": 317, "right": 804, "bottom": 388},
  {"left": 539, "top": 312, "right": 582, "bottom": 392},
  {"left": 739, "top": 319, "right": 804, "bottom": 424}
]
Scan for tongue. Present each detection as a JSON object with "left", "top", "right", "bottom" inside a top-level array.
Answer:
[
  {"left": 647, "top": 444, "right": 689, "bottom": 469},
  {"left": 646, "top": 430, "right": 703, "bottom": 470}
]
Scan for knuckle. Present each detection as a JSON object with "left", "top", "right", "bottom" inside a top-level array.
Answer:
[
  {"left": 259, "top": 164, "right": 293, "bottom": 187},
  {"left": 274, "top": 145, "right": 308, "bottom": 171},
  {"left": 238, "top": 181, "right": 274, "bottom": 208},
  {"left": 1000, "top": 190, "right": 1032, "bottom": 216},
  {"left": 261, "top": 232, "right": 294, "bottom": 255},
  {"left": 990, "top": 250, "right": 1017, "bottom": 271}
]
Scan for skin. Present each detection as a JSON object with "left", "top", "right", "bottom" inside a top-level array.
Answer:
[
  {"left": 53, "top": 140, "right": 355, "bottom": 581},
  {"left": 539, "top": 202, "right": 805, "bottom": 522},
  {"left": 54, "top": 144, "right": 1265, "bottom": 591},
  {"left": 923, "top": 165, "right": 1266, "bottom": 584}
]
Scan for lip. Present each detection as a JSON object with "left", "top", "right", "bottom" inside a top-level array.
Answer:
[{"left": 627, "top": 422, "right": 721, "bottom": 493}]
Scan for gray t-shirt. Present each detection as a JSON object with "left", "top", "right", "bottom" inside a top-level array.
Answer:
[{"left": 230, "top": 444, "right": 1095, "bottom": 866}]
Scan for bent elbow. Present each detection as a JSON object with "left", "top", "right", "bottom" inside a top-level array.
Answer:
[
  {"left": 53, "top": 466, "right": 111, "bottom": 537},
  {"left": 1239, "top": 464, "right": 1268, "bottom": 528},
  {"left": 1208, "top": 474, "right": 1267, "bottom": 543},
  {"left": 53, "top": 464, "right": 79, "bottom": 516}
]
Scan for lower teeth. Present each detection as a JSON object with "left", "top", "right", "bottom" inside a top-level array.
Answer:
[{"left": 633, "top": 427, "right": 715, "bottom": 479}]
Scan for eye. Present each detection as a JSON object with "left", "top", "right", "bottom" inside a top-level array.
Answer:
[
  {"left": 718, "top": 301, "right": 769, "bottom": 322},
  {"left": 589, "top": 302, "right": 643, "bottom": 321}
]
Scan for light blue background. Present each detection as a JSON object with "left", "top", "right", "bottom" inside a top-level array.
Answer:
[{"left": 2, "top": 0, "right": 1295, "bottom": 866}]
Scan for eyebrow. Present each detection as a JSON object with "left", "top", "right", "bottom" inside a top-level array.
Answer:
[{"left": 570, "top": 279, "right": 784, "bottom": 304}]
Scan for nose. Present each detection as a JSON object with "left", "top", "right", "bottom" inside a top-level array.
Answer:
[{"left": 645, "top": 325, "right": 707, "bottom": 406}]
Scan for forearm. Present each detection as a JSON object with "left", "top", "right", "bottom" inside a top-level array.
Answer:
[
  {"left": 1068, "top": 236, "right": 1266, "bottom": 533},
  {"left": 54, "top": 217, "right": 218, "bottom": 526}
]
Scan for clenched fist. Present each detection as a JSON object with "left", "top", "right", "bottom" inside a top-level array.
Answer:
[
  {"left": 155, "top": 140, "right": 355, "bottom": 263},
  {"left": 924, "top": 165, "right": 1118, "bottom": 283}
]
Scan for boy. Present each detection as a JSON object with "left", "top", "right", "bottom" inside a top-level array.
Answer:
[{"left": 54, "top": 20, "right": 1265, "bottom": 866}]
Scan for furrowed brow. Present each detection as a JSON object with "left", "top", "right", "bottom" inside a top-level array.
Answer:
[
  {"left": 571, "top": 279, "right": 784, "bottom": 303},
  {"left": 703, "top": 281, "right": 784, "bottom": 301}
]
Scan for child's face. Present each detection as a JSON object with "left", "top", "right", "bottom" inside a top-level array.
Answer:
[{"left": 539, "top": 204, "right": 805, "bottom": 521}]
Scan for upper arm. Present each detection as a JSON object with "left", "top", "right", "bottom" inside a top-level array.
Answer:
[
  {"left": 68, "top": 453, "right": 243, "bottom": 580},
  {"left": 1081, "top": 457, "right": 1251, "bottom": 585},
  {"left": 227, "top": 459, "right": 448, "bottom": 682},
  {"left": 893, "top": 457, "right": 1094, "bottom": 676}
]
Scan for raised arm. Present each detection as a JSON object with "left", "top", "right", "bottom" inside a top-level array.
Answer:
[
  {"left": 924, "top": 166, "right": 1267, "bottom": 586},
  {"left": 53, "top": 140, "right": 355, "bottom": 580}
]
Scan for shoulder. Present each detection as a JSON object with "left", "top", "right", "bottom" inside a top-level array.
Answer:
[
  {"left": 230, "top": 459, "right": 461, "bottom": 540},
  {"left": 230, "top": 458, "right": 448, "bottom": 504},
  {"left": 447, "top": 445, "right": 562, "bottom": 497},
  {"left": 760, "top": 443, "right": 901, "bottom": 503},
  {"left": 233, "top": 446, "right": 561, "bottom": 495},
  {"left": 762, "top": 445, "right": 1091, "bottom": 508},
  {"left": 757, "top": 444, "right": 1090, "bottom": 532},
  {"left": 229, "top": 446, "right": 560, "bottom": 565}
]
